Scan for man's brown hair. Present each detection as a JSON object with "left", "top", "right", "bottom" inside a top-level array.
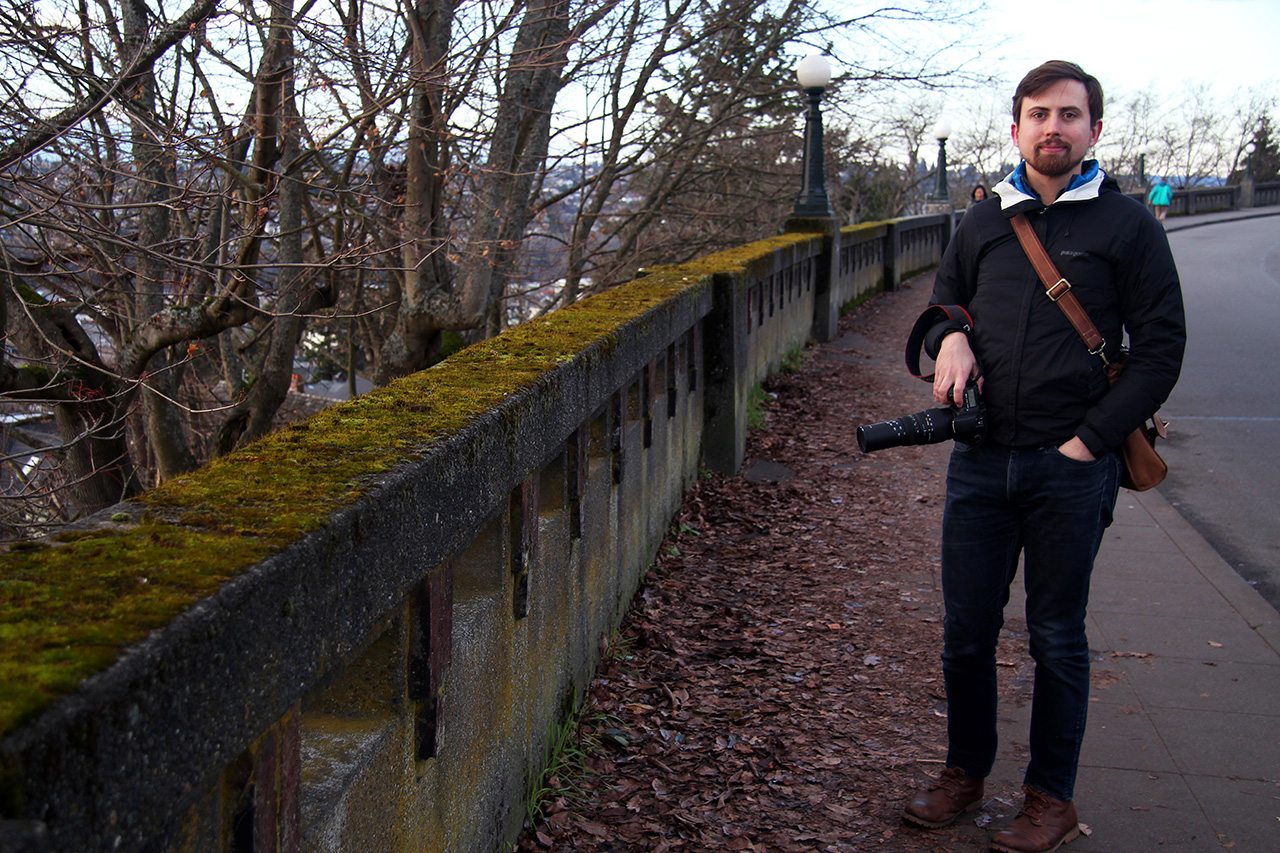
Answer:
[{"left": 1012, "top": 60, "right": 1104, "bottom": 125}]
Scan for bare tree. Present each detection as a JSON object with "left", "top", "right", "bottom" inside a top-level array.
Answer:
[
  {"left": 1098, "top": 82, "right": 1277, "bottom": 190},
  {"left": 0, "top": 0, "right": 988, "bottom": 541},
  {"left": 1222, "top": 86, "right": 1278, "bottom": 180},
  {"left": 374, "top": 0, "right": 622, "bottom": 375},
  {"left": 948, "top": 95, "right": 1016, "bottom": 196},
  {"left": 525, "top": 0, "right": 985, "bottom": 304},
  {"left": 1, "top": 0, "right": 347, "bottom": 521}
]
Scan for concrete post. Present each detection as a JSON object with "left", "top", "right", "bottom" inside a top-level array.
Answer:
[
  {"left": 883, "top": 221, "right": 900, "bottom": 291},
  {"left": 783, "top": 216, "right": 841, "bottom": 343},
  {"left": 701, "top": 270, "right": 748, "bottom": 474},
  {"left": 1241, "top": 178, "right": 1255, "bottom": 209}
]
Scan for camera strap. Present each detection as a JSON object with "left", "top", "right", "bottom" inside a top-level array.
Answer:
[
  {"left": 905, "top": 303, "right": 973, "bottom": 381},
  {"left": 1009, "top": 212, "right": 1108, "bottom": 362}
]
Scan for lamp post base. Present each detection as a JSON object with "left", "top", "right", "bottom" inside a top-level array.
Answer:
[{"left": 782, "top": 214, "right": 837, "bottom": 234}]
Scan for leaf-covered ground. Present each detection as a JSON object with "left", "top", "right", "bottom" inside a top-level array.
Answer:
[{"left": 519, "top": 278, "right": 1032, "bottom": 852}]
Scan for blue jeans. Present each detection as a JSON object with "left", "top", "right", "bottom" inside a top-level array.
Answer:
[{"left": 940, "top": 441, "right": 1121, "bottom": 801}]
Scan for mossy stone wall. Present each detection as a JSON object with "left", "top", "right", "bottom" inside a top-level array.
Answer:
[{"left": 0, "top": 216, "right": 949, "bottom": 852}]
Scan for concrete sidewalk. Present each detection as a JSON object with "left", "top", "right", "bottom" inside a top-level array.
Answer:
[{"left": 979, "top": 486, "right": 1280, "bottom": 852}]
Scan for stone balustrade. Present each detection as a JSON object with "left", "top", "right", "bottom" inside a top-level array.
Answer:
[{"left": 0, "top": 216, "right": 950, "bottom": 853}]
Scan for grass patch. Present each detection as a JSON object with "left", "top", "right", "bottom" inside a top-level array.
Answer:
[
  {"left": 780, "top": 344, "right": 810, "bottom": 373},
  {"left": 524, "top": 688, "right": 600, "bottom": 828},
  {"left": 746, "top": 383, "right": 774, "bottom": 433}
]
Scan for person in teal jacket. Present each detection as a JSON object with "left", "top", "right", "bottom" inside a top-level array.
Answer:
[{"left": 1148, "top": 177, "right": 1173, "bottom": 222}]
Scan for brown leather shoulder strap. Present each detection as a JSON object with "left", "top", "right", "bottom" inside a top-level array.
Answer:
[{"left": 1010, "top": 212, "right": 1107, "bottom": 357}]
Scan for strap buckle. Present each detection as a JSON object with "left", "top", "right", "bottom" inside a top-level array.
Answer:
[
  {"left": 1090, "top": 341, "right": 1109, "bottom": 364},
  {"left": 1045, "top": 278, "right": 1071, "bottom": 301}
]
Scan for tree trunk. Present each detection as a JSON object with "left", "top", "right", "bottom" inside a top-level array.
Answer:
[
  {"left": 214, "top": 0, "right": 331, "bottom": 452},
  {"left": 54, "top": 394, "right": 143, "bottom": 515},
  {"left": 457, "top": 0, "right": 572, "bottom": 335},
  {"left": 373, "top": 0, "right": 455, "bottom": 385},
  {"left": 124, "top": 0, "right": 200, "bottom": 480},
  {"left": 144, "top": 355, "right": 197, "bottom": 481},
  {"left": 1, "top": 284, "right": 143, "bottom": 516}
]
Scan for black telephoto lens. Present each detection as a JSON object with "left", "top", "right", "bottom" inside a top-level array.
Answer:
[{"left": 856, "top": 406, "right": 956, "bottom": 453}]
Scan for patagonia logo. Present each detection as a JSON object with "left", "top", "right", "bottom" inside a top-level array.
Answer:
[{"left": 1058, "top": 249, "right": 1089, "bottom": 259}]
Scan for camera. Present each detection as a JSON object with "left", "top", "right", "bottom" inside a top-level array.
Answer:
[{"left": 856, "top": 381, "right": 986, "bottom": 453}]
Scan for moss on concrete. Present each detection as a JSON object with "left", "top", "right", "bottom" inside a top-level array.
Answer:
[{"left": 0, "top": 262, "right": 717, "bottom": 741}]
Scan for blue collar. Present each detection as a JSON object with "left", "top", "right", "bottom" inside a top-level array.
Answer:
[{"left": 1010, "top": 159, "right": 1101, "bottom": 200}]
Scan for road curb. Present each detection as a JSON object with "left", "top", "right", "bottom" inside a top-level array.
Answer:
[
  {"left": 1163, "top": 208, "right": 1280, "bottom": 232},
  {"left": 1138, "top": 487, "right": 1280, "bottom": 654}
]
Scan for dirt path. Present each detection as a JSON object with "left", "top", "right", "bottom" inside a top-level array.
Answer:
[{"left": 519, "top": 277, "right": 1014, "bottom": 852}]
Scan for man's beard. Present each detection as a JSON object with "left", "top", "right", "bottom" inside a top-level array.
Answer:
[{"left": 1029, "top": 139, "right": 1084, "bottom": 178}]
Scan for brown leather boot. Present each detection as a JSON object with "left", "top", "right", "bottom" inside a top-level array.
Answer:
[
  {"left": 902, "top": 766, "right": 985, "bottom": 828},
  {"left": 989, "top": 786, "right": 1080, "bottom": 852}
]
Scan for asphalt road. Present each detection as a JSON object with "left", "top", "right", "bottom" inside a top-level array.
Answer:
[{"left": 1157, "top": 212, "right": 1280, "bottom": 612}]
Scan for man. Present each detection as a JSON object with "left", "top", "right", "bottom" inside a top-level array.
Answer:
[{"left": 900, "top": 61, "right": 1185, "bottom": 852}]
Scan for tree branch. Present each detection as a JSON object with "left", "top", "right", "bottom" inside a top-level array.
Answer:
[{"left": 0, "top": 0, "right": 219, "bottom": 172}]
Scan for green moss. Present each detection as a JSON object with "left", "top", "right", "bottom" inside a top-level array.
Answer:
[
  {"left": 0, "top": 257, "right": 733, "bottom": 741},
  {"left": 673, "top": 233, "right": 817, "bottom": 277},
  {"left": 15, "top": 364, "right": 52, "bottom": 384},
  {"left": 839, "top": 285, "right": 884, "bottom": 316},
  {"left": 0, "top": 521, "right": 265, "bottom": 738},
  {"left": 12, "top": 282, "right": 48, "bottom": 306},
  {"left": 840, "top": 221, "right": 891, "bottom": 243},
  {"left": 746, "top": 383, "right": 772, "bottom": 433},
  {"left": 428, "top": 331, "right": 469, "bottom": 367}
]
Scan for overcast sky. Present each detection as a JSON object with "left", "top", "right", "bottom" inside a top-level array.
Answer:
[{"left": 970, "top": 0, "right": 1279, "bottom": 100}]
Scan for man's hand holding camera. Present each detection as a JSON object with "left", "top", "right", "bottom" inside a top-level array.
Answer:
[
  {"left": 933, "top": 330, "right": 981, "bottom": 406},
  {"left": 856, "top": 330, "right": 988, "bottom": 454}
]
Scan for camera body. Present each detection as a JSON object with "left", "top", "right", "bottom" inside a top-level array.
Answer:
[{"left": 856, "top": 381, "right": 986, "bottom": 453}]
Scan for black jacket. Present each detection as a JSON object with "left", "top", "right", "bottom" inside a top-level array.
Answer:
[{"left": 923, "top": 168, "right": 1186, "bottom": 455}]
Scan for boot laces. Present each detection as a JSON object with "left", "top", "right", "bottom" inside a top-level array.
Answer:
[
  {"left": 1018, "top": 786, "right": 1052, "bottom": 825},
  {"left": 931, "top": 766, "right": 969, "bottom": 793}
]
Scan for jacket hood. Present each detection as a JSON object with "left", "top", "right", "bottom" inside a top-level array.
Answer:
[{"left": 993, "top": 159, "right": 1113, "bottom": 214}]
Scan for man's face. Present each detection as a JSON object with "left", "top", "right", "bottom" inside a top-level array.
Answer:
[{"left": 1012, "top": 79, "right": 1102, "bottom": 181}]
